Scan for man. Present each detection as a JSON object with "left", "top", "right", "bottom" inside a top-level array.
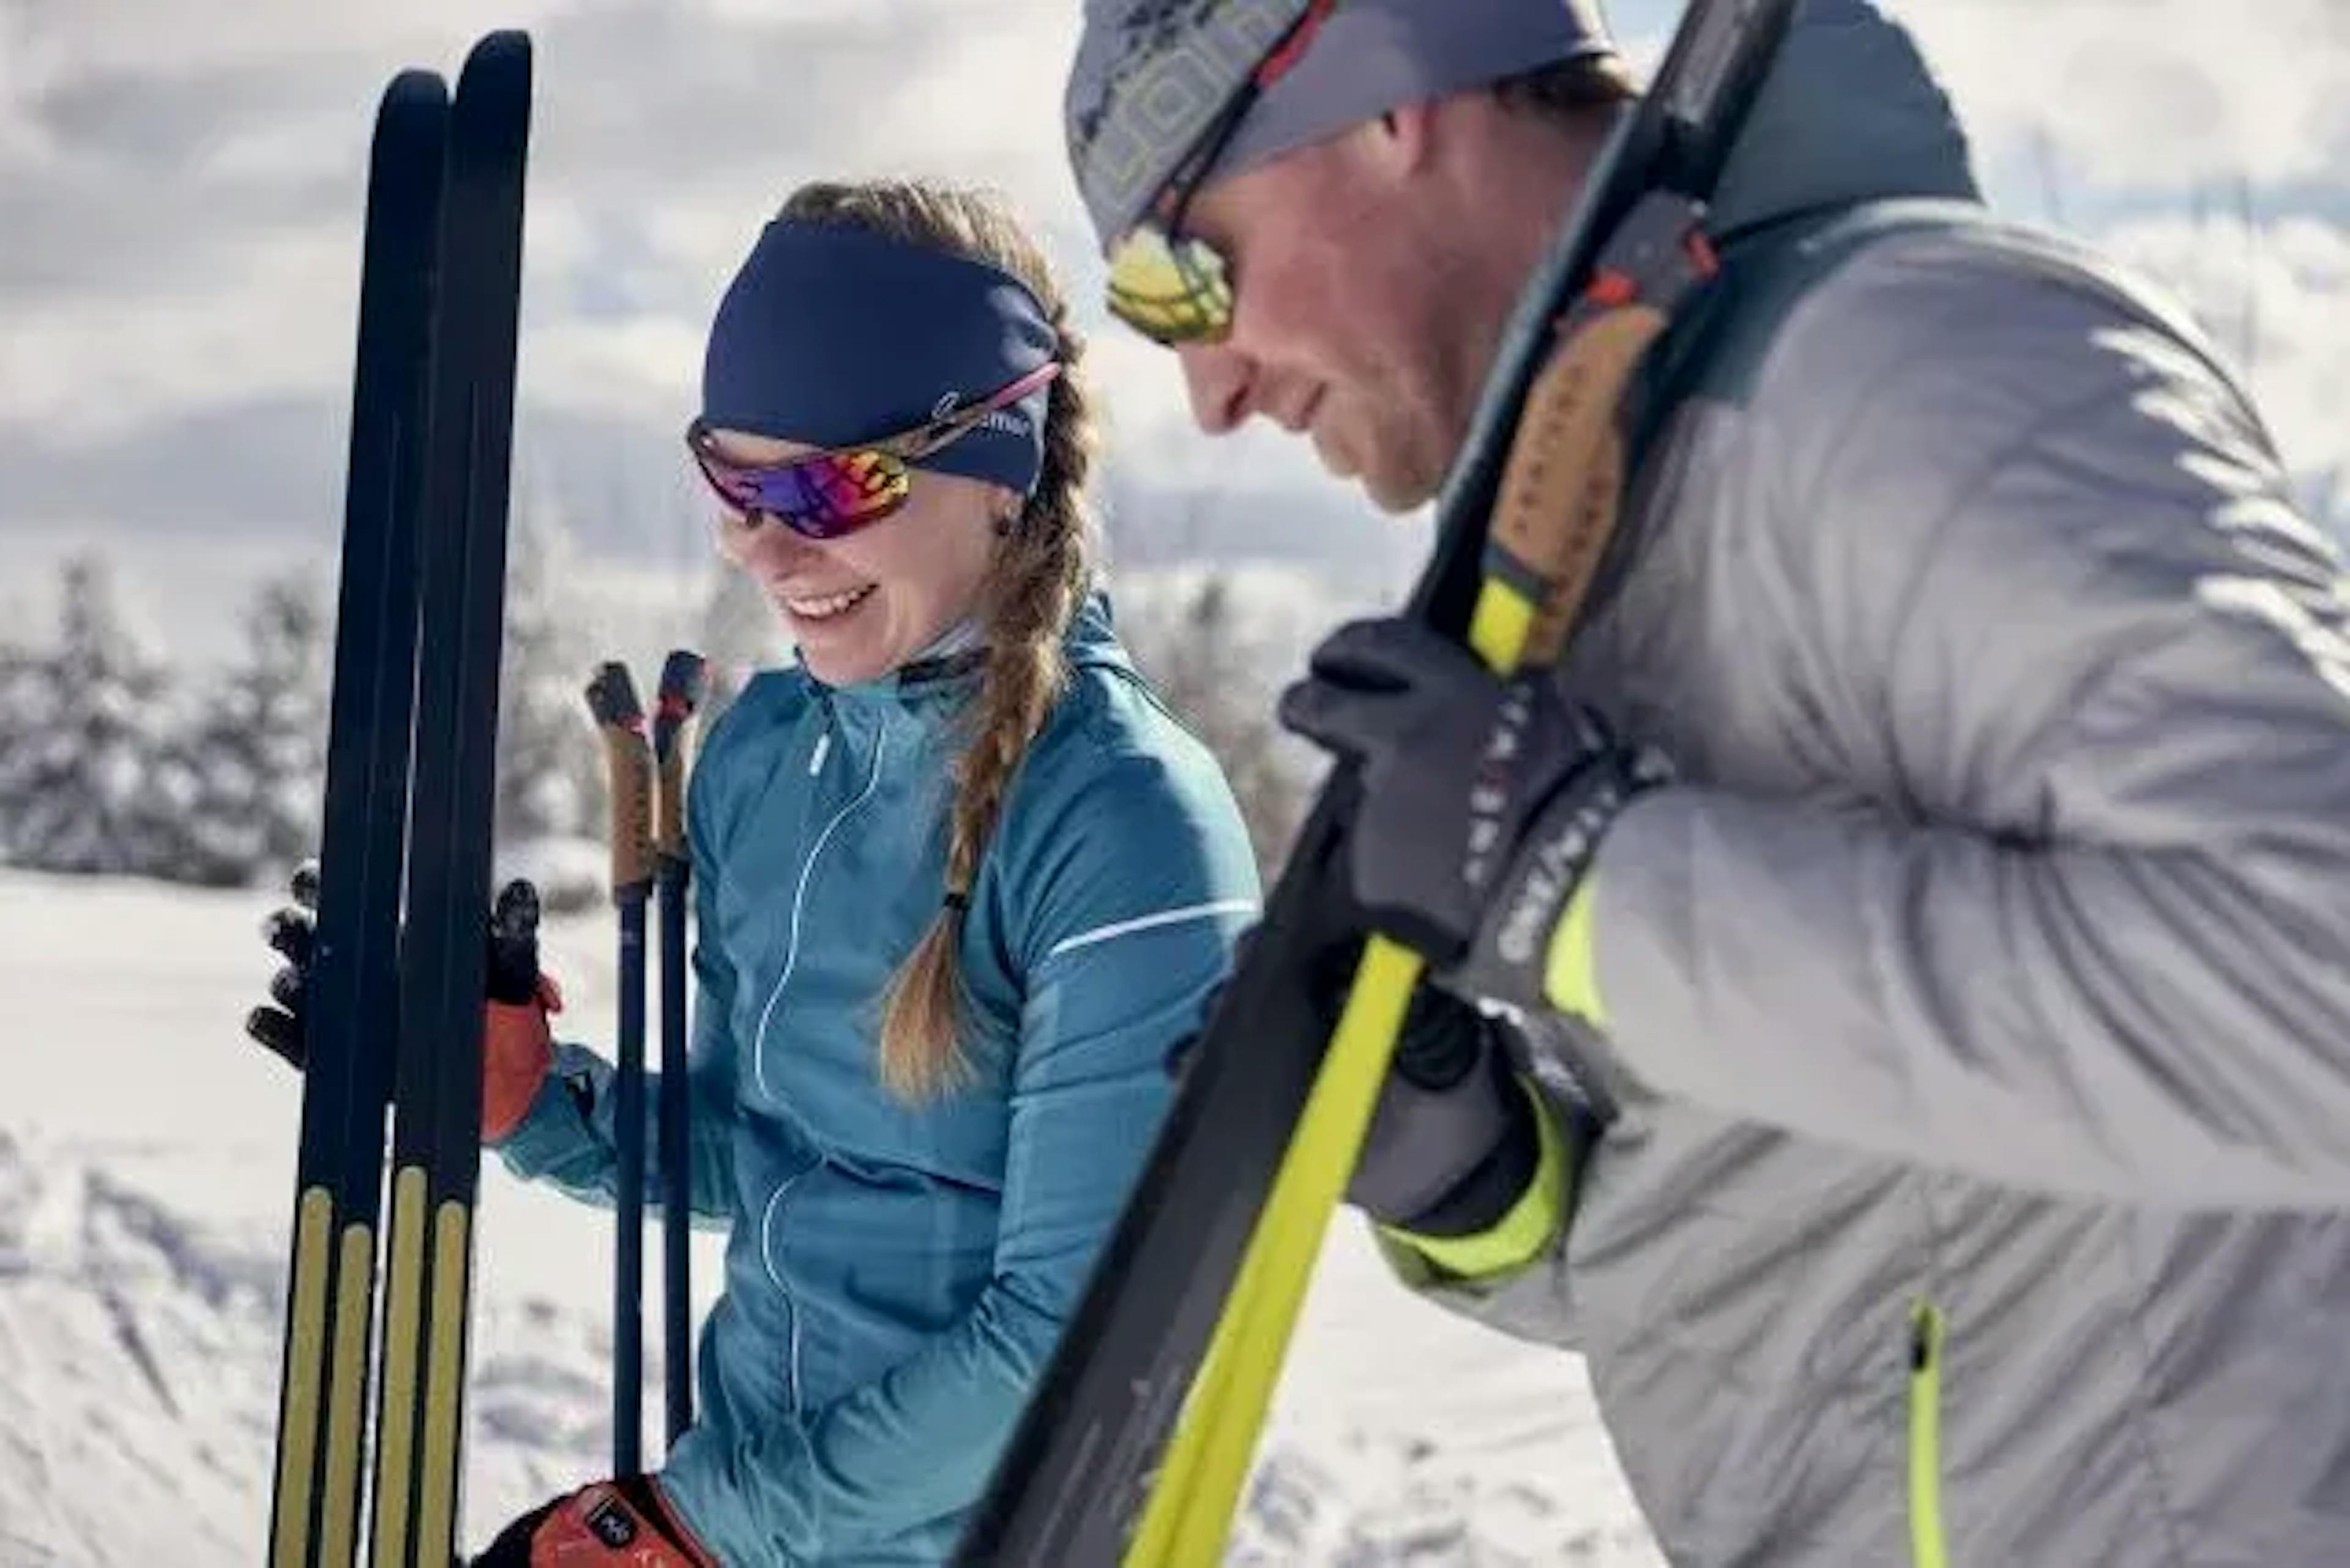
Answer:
[{"left": 1064, "top": 1, "right": 2350, "bottom": 1563}]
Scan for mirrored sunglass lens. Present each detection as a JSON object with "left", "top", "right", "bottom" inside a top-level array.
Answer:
[
  {"left": 725, "top": 450, "right": 905, "bottom": 538},
  {"left": 784, "top": 451, "right": 907, "bottom": 534},
  {"left": 1106, "top": 229, "right": 1233, "bottom": 344},
  {"left": 693, "top": 442, "right": 912, "bottom": 537}
]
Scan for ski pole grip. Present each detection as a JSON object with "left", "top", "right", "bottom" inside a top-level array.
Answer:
[
  {"left": 585, "top": 661, "right": 655, "bottom": 895},
  {"left": 1480, "top": 193, "right": 1714, "bottom": 674},
  {"left": 651, "top": 649, "right": 709, "bottom": 864}
]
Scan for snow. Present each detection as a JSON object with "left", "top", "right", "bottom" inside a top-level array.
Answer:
[{"left": 0, "top": 867, "right": 1659, "bottom": 1566}]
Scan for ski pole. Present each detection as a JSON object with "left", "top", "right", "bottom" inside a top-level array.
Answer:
[
  {"left": 651, "top": 649, "right": 709, "bottom": 1448},
  {"left": 585, "top": 662, "right": 654, "bottom": 1476}
]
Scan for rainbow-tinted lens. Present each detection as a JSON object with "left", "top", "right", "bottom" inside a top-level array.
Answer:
[
  {"left": 686, "top": 361, "right": 1060, "bottom": 541},
  {"left": 688, "top": 437, "right": 913, "bottom": 540},
  {"left": 1105, "top": 225, "right": 1235, "bottom": 346}
]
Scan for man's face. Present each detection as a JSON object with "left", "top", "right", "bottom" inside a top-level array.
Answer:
[{"left": 1166, "top": 122, "right": 1498, "bottom": 513}]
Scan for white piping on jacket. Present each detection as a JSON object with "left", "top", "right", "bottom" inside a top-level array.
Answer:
[
  {"left": 757, "top": 1162, "right": 819, "bottom": 1411},
  {"left": 1044, "top": 898, "right": 1260, "bottom": 961},
  {"left": 753, "top": 720, "right": 886, "bottom": 1102}
]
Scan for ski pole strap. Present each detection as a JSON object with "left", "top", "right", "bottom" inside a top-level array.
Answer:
[
  {"left": 1476, "top": 187, "right": 1720, "bottom": 671},
  {"left": 586, "top": 662, "right": 656, "bottom": 895}
]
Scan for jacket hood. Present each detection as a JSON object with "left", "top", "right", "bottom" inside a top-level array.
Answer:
[{"left": 1707, "top": 0, "right": 1980, "bottom": 239}]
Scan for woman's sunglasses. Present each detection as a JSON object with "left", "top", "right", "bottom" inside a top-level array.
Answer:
[
  {"left": 1102, "top": 0, "right": 1338, "bottom": 348},
  {"left": 686, "top": 360, "right": 1061, "bottom": 540}
]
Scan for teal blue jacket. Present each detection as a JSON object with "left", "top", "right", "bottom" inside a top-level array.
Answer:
[{"left": 494, "top": 594, "right": 1259, "bottom": 1564}]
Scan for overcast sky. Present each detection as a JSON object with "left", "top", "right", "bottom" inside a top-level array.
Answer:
[{"left": 3, "top": 0, "right": 2345, "bottom": 653}]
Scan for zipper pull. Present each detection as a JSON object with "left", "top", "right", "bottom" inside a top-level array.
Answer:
[{"left": 807, "top": 690, "right": 838, "bottom": 777}]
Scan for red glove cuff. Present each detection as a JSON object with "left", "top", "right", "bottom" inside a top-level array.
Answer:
[
  {"left": 546, "top": 1476, "right": 717, "bottom": 1567},
  {"left": 480, "top": 980, "right": 558, "bottom": 1143}
]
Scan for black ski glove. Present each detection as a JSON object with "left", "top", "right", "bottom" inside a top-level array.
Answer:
[
  {"left": 245, "top": 860, "right": 548, "bottom": 1072},
  {"left": 1277, "top": 616, "right": 1669, "bottom": 1019},
  {"left": 1176, "top": 929, "right": 1541, "bottom": 1240}
]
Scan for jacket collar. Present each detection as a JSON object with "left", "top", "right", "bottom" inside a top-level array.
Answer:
[{"left": 814, "top": 587, "right": 1133, "bottom": 722}]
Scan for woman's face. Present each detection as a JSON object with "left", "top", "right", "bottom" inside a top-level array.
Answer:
[{"left": 706, "top": 429, "right": 1011, "bottom": 686}]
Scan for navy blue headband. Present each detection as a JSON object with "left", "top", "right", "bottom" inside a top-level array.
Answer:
[{"left": 701, "top": 219, "right": 1060, "bottom": 496}]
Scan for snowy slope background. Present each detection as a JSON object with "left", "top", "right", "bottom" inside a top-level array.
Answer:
[{"left": 0, "top": 867, "right": 1660, "bottom": 1566}]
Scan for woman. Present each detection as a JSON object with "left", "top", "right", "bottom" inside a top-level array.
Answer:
[{"left": 258, "top": 177, "right": 1260, "bottom": 1565}]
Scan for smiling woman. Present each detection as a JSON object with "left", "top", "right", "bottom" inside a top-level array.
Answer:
[
  {"left": 685, "top": 354, "right": 1063, "bottom": 686},
  {"left": 463, "top": 176, "right": 1263, "bottom": 1567}
]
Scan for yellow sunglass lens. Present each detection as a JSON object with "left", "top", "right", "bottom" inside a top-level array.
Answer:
[{"left": 1106, "top": 228, "right": 1233, "bottom": 345}]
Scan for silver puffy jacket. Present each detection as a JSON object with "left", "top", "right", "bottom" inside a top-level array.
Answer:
[{"left": 1390, "top": 4, "right": 2350, "bottom": 1564}]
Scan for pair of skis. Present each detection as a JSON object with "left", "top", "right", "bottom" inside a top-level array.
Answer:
[
  {"left": 268, "top": 33, "right": 532, "bottom": 1568},
  {"left": 584, "top": 652, "right": 711, "bottom": 1473},
  {"left": 953, "top": 1, "right": 1797, "bottom": 1563}
]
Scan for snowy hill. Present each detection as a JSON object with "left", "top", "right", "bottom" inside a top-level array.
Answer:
[{"left": 0, "top": 868, "right": 1660, "bottom": 1566}]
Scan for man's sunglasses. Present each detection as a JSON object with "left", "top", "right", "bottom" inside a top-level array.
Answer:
[
  {"left": 1103, "top": 0, "right": 1338, "bottom": 348},
  {"left": 686, "top": 362, "right": 1060, "bottom": 540}
]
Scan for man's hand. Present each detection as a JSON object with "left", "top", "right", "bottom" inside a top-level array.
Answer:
[
  {"left": 1174, "top": 927, "right": 1541, "bottom": 1239},
  {"left": 1278, "top": 616, "right": 1667, "bottom": 1018}
]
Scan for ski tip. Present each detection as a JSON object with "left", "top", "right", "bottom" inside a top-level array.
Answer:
[
  {"left": 374, "top": 69, "right": 451, "bottom": 136},
  {"left": 455, "top": 29, "right": 535, "bottom": 102},
  {"left": 460, "top": 29, "right": 534, "bottom": 71}
]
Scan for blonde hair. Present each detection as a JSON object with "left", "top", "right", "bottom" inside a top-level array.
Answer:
[{"left": 774, "top": 177, "right": 1097, "bottom": 1101}]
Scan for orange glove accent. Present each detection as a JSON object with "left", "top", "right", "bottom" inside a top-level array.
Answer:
[
  {"left": 518, "top": 1476, "right": 717, "bottom": 1567},
  {"left": 480, "top": 973, "right": 561, "bottom": 1143}
]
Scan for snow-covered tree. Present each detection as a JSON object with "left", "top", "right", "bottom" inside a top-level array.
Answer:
[
  {"left": 0, "top": 553, "right": 185, "bottom": 876},
  {"left": 1122, "top": 572, "right": 1313, "bottom": 878},
  {"left": 0, "top": 628, "right": 44, "bottom": 843},
  {"left": 696, "top": 552, "right": 784, "bottom": 736},
  {"left": 484, "top": 501, "right": 613, "bottom": 914},
  {"left": 161, "top": 572, "right": 331, "bottom": 886},
  {"left": 497, "top": 505, "right": 605, "bottom": 848}
]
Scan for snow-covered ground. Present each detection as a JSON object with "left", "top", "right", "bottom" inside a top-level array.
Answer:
[{"left": 0, "top": 868, "right": 1659, "bottom": 1566}]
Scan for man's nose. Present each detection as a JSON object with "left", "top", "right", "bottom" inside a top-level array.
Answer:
[{"left": 1176, "top": 340, "right": 1253, "bottom": 436}]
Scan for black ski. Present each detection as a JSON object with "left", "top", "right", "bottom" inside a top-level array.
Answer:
[
  {"left": 953, "top": 2, "right": 1796, "bottom": 1561},
  {"left": 269, "top": 68, "right": 447, "bottom": 1568},
  {"left": 367, "top": 32, "right": 533, "bottom": 1568}
]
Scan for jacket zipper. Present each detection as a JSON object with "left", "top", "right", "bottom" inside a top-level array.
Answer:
[{"left": 1909, "top": 1297, "right": 1947, "bottom": 1568}]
